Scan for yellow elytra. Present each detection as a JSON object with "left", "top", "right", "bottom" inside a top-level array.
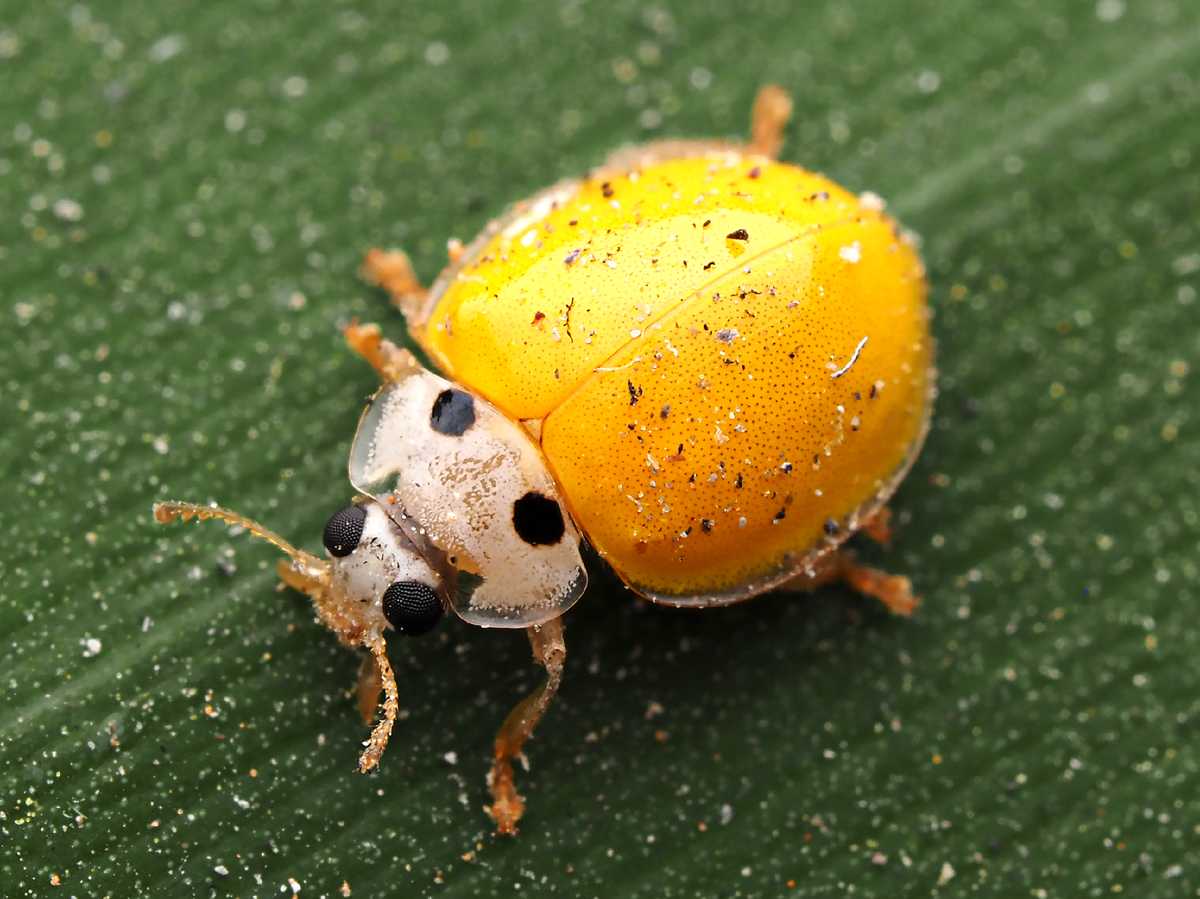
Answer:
[{"left": 390, "top": 109, "right": 932, "bottom": 604}]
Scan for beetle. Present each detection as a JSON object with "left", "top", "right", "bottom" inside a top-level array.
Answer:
[{"left": 156, "top": 85, "right": 934, "bottom": 834}]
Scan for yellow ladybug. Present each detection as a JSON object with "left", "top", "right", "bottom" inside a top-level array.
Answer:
[{"left": 156, "top": 85, "right": 934, "bottom": 835}]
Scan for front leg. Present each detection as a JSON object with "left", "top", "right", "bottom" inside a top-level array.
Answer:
[
  {"left": 343, "top": 320, "right": 421, "bottom": 384},
  {"left": 354, "top": 651, "right": 384, "bottom": 726},
  {"left": 357, "top": 636, "right": 400, "bottom": 772},
  {"left": 486, "top": 617, "right": 566, "bottom": 835}
]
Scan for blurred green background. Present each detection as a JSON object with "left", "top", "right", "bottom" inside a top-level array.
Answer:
[{"left": 2, "top": 0, "right": 1199, "bottom": 896}]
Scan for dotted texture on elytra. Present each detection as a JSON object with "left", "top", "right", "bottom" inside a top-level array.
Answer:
[{"left": 427, "top": 156, "right": 930, "bottom": 597}]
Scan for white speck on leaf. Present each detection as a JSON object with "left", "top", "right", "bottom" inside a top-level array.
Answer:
[
  {"left": 937, "top": 862, "right": 955, "bottom": 885},
  {"left": 0, "top": 31, "right": 20, "bottom": 59},
  {"left": 148, "top": 35, "right": 185, "bottom": 62},
  {"left": 839, "top": 242, "right": 861, "bottom": 263},
  {"left": 424, "top": 41, "right": 449, "bottom": 65},
  {"left": 53, "top": 198, "right": 83, "bottom": 221},
  {"left": 916, "top": 69, "right": 941, "bottom": 93},
  {"left": 1172, "top": 253, "right": 1200, "bottom": 275},
  {"left": 281, "top": 76, "right": 308, "bottom": 98}
]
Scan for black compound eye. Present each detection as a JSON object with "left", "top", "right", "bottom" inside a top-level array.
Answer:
[
  {"left": 382, "top": 581, "right": 443, "bottom": 636},
  {"left": 322, "top": 504, "right": 366, "bottom": 558},
  {"left": 429, "top": 389, "right": 476, "bottom": 436},
  {"left": 512, "top": 491, "right": 566, "bottom": 546}
]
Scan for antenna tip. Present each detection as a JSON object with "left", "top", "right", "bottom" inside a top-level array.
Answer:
[{"left": 153, "top": 502, "right": 181, "bottom": 523}]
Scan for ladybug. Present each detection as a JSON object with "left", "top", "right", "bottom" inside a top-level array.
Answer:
[{"left": 156, "top": 85, "right": 934, "bottom": 834}]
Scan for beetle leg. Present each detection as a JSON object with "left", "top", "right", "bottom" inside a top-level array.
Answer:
[
  {"left": 358, "top": 636, "right": 399, "bottom": 772},
  {"left": 361, "top": 247, "right": 427, "bottom": 326},
  {"left": 788, "top": 550, "right": 919, "bottom": 617},
  {"left": 833, "top": 554, "right": 920, "bottom": 616},
  {"left": 354, "top": 651, "right": 384, "bottom": 725},
  {"left": 860, "top": 506, "right": 893, "bottom": 547},
  {"left": 748, "top": 84, "right": 793, "bottom": 160},
  {"left": 342, "top": 320, "right": 422, "bottom": 383},
  {"left": 486, "top": 616, "right": 566, "bottom": 835}
]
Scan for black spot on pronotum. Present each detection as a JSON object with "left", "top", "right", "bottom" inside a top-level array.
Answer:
[
  {"left": 512, "top": 492, "right": 566, "bottom": 546},
  {"left": 726, "top": 228, "right": 750, "bottom": 241},
  {"left": 774, "top": 508, "right": 787, "bottom": 521},
  {"left": 430, "top": 388, "right": 476, "bottom": 436},
  {"left": 628, "top": 380, "right": 643, "bottom": 406},
  {"left": 824, "top": 518, "right": 840, "bottom": 536},
  {"left": 382, "top": 581, "right": 443, "bottom": 636},
  {"left": 322, "top": 504, "right": 366, "bottom": 557}
]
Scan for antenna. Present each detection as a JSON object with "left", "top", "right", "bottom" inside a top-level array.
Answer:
[{"left": 154, "top": 500, "right": 319, "bottom": 568}]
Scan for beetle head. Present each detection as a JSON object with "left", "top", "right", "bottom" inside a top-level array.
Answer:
[{"left": 153, "top": 499, "right": 450, "bottom": 644}]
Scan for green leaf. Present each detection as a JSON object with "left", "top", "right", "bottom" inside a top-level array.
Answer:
[{"left": 3, "top": 1, "right": 1198, "bottom": 896}]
